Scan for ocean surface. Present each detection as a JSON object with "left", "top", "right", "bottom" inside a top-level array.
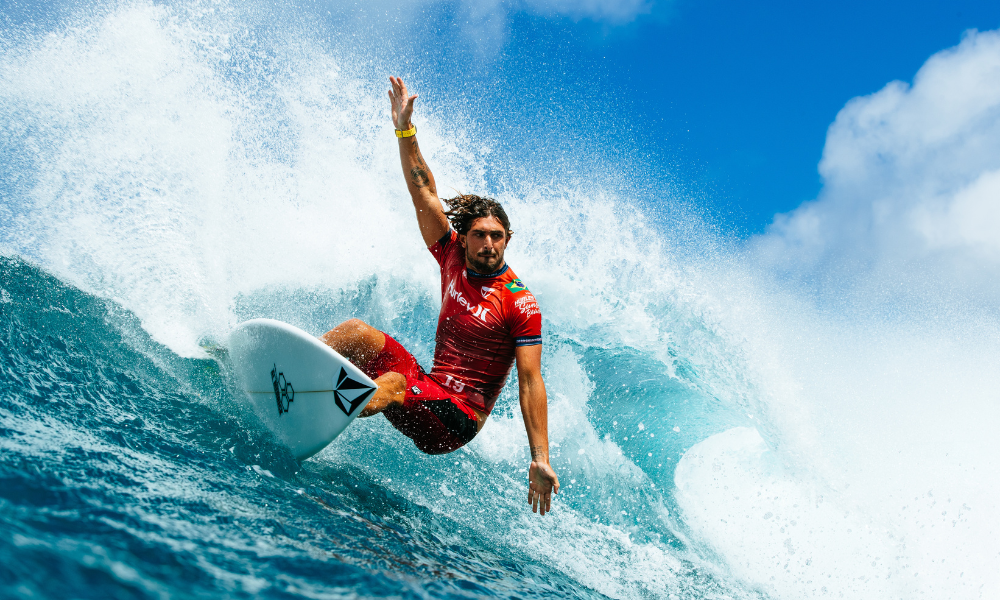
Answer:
[{"left": 1, "top": 2, "right": 997, "bottom": 599}]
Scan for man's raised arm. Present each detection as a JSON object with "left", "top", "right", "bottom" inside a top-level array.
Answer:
[{"left": 389, "top": 76, "right": 449, "bottom": 247}]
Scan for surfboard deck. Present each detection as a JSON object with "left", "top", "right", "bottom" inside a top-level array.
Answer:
[{"left": 227, "top": 318, "right": 378, "bottom": 461}]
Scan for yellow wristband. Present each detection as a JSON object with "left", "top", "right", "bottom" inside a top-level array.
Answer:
[{"left": 395, "top": 124, "right": 417, "bottom": 138}]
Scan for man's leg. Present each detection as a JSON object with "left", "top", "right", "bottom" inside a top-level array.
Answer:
[
  {"left": 321, "top": 318, "right": 385, "bottom": 365},
  {"left": 320, "top": 318, "right": 405, "bottom": 417}
]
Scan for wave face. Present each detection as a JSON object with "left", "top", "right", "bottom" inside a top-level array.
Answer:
[{"left": 1, "top": 2, "right": 996, "bottom": 599}]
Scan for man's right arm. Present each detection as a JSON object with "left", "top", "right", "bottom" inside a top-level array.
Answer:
[{"left": 389, "top": 76, "right": 449, "bottom": 247}]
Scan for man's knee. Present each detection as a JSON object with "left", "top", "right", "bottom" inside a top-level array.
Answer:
[
  {"left": 337, "top": 318, "right": 373, "bottom": 334},
  {"left": 325, "top": 318, "right": 375, "bottom": 342},
  {"left": 348, "top": 319, "right": 384, "bottom": 348},
  {"left": 322, "top": 318, "right": 386, "bottom": 366}
]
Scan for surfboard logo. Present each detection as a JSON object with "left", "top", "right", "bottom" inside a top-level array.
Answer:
[
  {"left": 334, "top": 368, "right": 376, "bottom": 416},
  {"left": 271, "top": 364, "right": 295, "bottom": 415}
]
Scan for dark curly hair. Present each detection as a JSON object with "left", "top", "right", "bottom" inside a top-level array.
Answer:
[{"left": 442, "top": 194, "right": 512, "bottom": 238}]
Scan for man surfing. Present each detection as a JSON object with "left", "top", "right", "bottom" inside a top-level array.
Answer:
[{"left": 321, "top": 76, "right": 559, "bottom": 516}]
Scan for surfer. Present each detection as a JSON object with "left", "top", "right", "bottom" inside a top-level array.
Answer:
[{"left": 321, "top": 76, "right": 559, "bottom": 516}]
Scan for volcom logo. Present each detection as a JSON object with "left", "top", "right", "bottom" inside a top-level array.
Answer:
[
  {"left": 333, "top": 368, "right": 376, "bottom": 416},
  {"left": 271, "top": 364, "right": 295, "bottom": 415},
  {"left": 411, "top": 385, "right": 422, "bottom": 395},
  {"left": 481, "top": 285, "right": 494, "bottom": 298}
]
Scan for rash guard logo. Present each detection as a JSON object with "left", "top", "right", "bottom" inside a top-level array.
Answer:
[
  {"left": 515, "top": 293, "right": 540, "bottom": 316},
  {"left": 505, "top": 279, "right": 528, "bottom": 294},
  {"left": 446, "top": 280, "right": 493, "bottom": 322}
]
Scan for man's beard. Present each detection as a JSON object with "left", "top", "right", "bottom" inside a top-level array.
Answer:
[{"left": 467, "top": 248, "right": 504, "bottom": 274}]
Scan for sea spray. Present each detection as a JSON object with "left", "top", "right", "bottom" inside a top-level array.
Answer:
[{"left": 1, "top": 2, "right": 753, "bottom": 597}]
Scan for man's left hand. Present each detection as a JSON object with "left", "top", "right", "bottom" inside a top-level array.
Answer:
[{"left": 528, "top": 461, "right": 559, "bottom": 516}]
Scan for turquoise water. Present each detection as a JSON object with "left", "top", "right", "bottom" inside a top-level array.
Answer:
[
  {"left": 2, "top": 1, "right": 997, "bottom": 598},
  {"left": 0, "top": 256, "right": 752, "bottom": 598}
]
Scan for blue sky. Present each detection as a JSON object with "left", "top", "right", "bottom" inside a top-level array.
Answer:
[
  {"left": 357, "top": 0, "right": 1000, "bottom": 235},
  {"left": 491, "top": 0, "right": 1000, "bottom": 234},
  {"left": 3, "top": 0, "right": 998, "bottom": 240}
]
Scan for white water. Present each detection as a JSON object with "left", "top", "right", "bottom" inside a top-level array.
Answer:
[{"left": 2, "top": 2, "right": 998, "bottom": 598}]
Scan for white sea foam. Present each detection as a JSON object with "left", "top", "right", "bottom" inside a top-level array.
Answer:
[
  {"left": 672, "top": 29, "right": 1000, "bottom": 599},
  {"left": 1, "top": 1, "right": 481, "bottom": 356}
]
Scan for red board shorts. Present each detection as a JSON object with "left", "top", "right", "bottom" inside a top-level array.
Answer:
[{"left": 360, "top": 334, "right": 480, "bottom": 455}]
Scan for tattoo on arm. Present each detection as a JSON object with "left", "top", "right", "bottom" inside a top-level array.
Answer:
[
  {"left": 530, "top": 445, "right": 546, "bottom": 460},
  {"left": 410, "top": 167, "right": 430, "bottom": 188},
  {"left": 408, "top": 140, "right": 433, "bottom": 189}
]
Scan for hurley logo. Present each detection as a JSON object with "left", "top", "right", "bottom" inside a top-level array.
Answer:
[{"left": 447, "top": 280, "right": 492, "bottom": 322}]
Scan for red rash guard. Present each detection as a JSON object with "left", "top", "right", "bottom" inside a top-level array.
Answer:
[{"left": 428, "top": 229, "right": 542, "bottom": 414}]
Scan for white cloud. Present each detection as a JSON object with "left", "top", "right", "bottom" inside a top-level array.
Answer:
[{"left": 753, "top": 28, "right": 1000, "bottom": 309}]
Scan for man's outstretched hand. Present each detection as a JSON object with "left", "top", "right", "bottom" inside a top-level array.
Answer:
[
  {"left": 388, "top": 76, "right": 417, "bottom": 131},
  {"left": 528, "top": 461, "right": 559, "bottom": 516}
]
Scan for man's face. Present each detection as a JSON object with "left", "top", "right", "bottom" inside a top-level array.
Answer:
[{"left": 460, "top": 216, "right": 509, "bottom": 274}]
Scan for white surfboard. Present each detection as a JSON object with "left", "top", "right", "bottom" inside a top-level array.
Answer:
[{"left": 227, "top": 318, "right": 378, "bottom": 461}]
